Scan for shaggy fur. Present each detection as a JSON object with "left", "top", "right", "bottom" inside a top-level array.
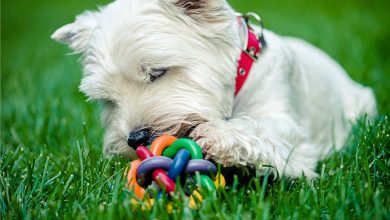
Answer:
[{"left": 52, "top": 0, "right": 376, "bottom": 178}]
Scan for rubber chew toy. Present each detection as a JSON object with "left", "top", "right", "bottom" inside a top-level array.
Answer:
[{"left": 126, "top": 135, "right": 225, "bottom": 209}]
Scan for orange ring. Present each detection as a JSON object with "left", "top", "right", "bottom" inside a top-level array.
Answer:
[
  {"left": 149, "top": 135, "right": 177, "bottom": 156},
  {"left": 127, "top": 160, "right": 146, "bottom": 199}
]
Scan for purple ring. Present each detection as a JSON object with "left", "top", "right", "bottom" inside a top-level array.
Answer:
[
  {"left": 136, "top": 156, "right": 173, "bottom": 186},
  {"left": 184, "top": 159, "right": 217, "bottom": 176}
]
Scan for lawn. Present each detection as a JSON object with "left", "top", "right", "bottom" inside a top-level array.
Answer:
[{"left": 1, "top": 0, "right": 389, "bottom": 219}]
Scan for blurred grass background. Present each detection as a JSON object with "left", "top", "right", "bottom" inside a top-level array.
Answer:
[{"left": 1, "top": 0, "right": 389, "bottom": 219}]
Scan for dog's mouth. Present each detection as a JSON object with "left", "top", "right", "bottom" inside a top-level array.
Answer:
[
  {"left": 147, "top": 123, "right": 200, "bottom": 144},
  {"left": 104, "top": 122, "right": 201, "bottom": 159},
  {"left": 146, "top": 114, "right": 208, "bottom": 143},
  {"left": 123, "top": 113, "right": 208, "bottom": 151}
]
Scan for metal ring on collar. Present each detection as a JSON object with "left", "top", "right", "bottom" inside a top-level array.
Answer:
[{"left": 245, "top": 12, "right": 264, "bottom": 35}]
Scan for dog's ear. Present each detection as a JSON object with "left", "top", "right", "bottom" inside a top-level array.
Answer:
[
  {"left": 171, "top": 0, "right": 228, "bottom": 20},
  {"left": 51, "top": 11, "right": 98, "bottom": 53}
]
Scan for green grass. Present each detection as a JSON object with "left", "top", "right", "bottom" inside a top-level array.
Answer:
[{"left": 1, "top": 0, "right": 389, "bottom": 219}]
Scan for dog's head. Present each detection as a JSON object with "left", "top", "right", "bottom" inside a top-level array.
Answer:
[{"left": 52, "top": 0, "right": 240, "bottom": 158}]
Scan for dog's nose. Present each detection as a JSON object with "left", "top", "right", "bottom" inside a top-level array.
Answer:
[{"left": 127, "top": 128, "right": 150, "bottom": 149}]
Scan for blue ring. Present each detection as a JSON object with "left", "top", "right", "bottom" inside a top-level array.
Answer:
[{"left": 167, "top": 149, "right": 191, "bottom": 180}]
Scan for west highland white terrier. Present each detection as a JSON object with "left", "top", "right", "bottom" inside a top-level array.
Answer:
[{"left": 52, "top": 0, "right": 376, "bottom": 178}]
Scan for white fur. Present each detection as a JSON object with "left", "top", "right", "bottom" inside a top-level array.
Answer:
[{"left": 52, "top": 0, "right": 376, "bottom": 178}]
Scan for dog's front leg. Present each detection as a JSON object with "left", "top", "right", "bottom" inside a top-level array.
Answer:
[{"left": 191, "top": 115, "right": 319, "bottom": 178}]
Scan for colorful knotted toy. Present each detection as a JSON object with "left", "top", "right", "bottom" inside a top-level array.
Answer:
[{"left": 126, "top": 135, "right": 225, "bottom": 209}]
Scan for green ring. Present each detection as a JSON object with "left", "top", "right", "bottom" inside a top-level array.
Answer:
[
  {"left": 192, "top": 173, "right": 216, "bottom": 191},
  {"left": 162, "top": 138, "right": 203, "bottom": 159},
  {"left": 199, "top": 175, "right": 216, "bottom": 191}
]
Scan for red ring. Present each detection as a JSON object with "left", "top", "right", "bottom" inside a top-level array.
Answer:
[
  {"left": 136, "top": 146, "right": 154, "bottom": 160},
  {"left": 152, "top": 170, "right": 175, "bottom": 193}
]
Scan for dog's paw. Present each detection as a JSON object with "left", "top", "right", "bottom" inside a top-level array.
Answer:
[{"left": 190, "top": 121, "right": 237, "bottom": 166}]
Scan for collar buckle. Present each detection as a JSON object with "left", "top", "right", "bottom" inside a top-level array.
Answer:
[
  {"left": 244, "top": 46, "right": 259, "bottom": 61},
  {"left": 234, "top": 12, "right": 265, "bottom": 96},
  {"left": 236, "top": 12, "right": 265, "bottom": 61}
]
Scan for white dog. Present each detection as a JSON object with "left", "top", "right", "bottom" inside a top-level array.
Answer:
[{"left": 52, "top": 0, "right": 376, "bottom": 178}]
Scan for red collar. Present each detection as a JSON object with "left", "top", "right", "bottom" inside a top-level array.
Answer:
[{"left": 235, "top": 13, "right": 265, "bottom": 96}]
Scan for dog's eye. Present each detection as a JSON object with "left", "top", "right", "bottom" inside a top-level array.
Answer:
[
  {"left": 149, "top": 68, "right": 167, "bottom": 83},
  {"left": 101, "top": 99, "right": 117, "bottom": 109}
]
